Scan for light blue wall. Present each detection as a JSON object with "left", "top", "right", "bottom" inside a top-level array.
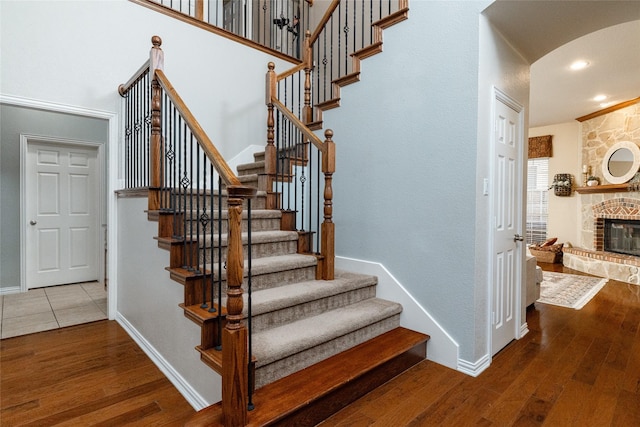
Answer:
[
  {"left": 0, "top": 105, "right": 109, "bottom": 290},
  {"left": 322, "top": 1, "right": 492, "bottom": 362}
]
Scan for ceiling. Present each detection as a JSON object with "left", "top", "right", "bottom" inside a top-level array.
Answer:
[{"left": 484, "top": 1, "right": 640, "bottom": 128}]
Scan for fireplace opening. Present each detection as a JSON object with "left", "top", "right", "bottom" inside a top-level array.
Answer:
[{"left": 604, "top": 219, "right": 640, "bottom": 256}]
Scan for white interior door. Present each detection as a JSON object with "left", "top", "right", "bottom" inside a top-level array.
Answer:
[
  {"left": 25, "top": 141, "right": 99, "bottom": 288},
  {"left": 491, "top": 91, "right": 524, "bottom": 356}
]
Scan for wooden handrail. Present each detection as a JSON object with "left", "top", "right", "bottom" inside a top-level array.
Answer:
[
  {"left": 154, "top": 69, "right": 243, "bottom": 188},
  {"left": 130, "top": 0, "right": 302, "bottom": 64},
  {"left": 271, "top": 98, "right": 325, "bottom": 152},
  {"left": 309, "top": 0, "right": 340, "bottom": 45},
  {"left": 118, "top": 59, "right": 150, "bottom": 96}
]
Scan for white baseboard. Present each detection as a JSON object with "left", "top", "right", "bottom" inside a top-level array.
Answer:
[
  {"left": 335, "top": 256, "right": 459, "bottom": 370},
  {"left": 116, "top": 312, "right": 208, "bottom": 410},
  {"left": 457, "top": 353, "right": 490, "bottom": 377},
  {"left": 0, "top": 286, "right": 21, "bottom": 295},
  {"left": 520, "top": 322, "right": 529, "bottom": 338}
]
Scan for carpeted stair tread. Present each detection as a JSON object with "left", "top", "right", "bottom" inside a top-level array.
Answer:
[
  {"left": 205, "top": 253, "right": 317, "bottom": 279},
  {"left": 199, "top": 230, "right": 300, "bottom": 250},
  {"left": 237, "top": 160, "right": 265, "bottom": 172},
  {"left": 185, "top": 327, "right": 428, "bottom": 427},
  {"left": 249, "top": 271, "right": 377, "bottom": 315},
  {"left": 253, "top": 297, "right": 402, "bottom": 367}
]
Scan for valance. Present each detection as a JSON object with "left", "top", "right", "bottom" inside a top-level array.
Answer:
[{"left": 528, "top": 135, "right": 552, "bottom": 158}]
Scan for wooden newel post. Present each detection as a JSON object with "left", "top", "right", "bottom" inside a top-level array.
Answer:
[
  {"left": 222, "top": 187, "right": 248, "bottom": 426},
  {"left": 303, "top": 30, "right": 313, "bottom": 125},
  {"left": 149, "top": 35, "right": 164, "bottom": 211},
  {"left": 265, "top": 62, "right": 277, "bottom": 176},
  {"left": 321, "top": 130, "right": 335, "bottom": 280}
]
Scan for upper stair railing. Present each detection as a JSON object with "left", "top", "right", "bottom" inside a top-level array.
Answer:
[
  {"left": 263, "top": 0, "right": 407, "bottom": 281},
  {"left": 266, "top": 60, "right": 335, "bottom": 280},
  {"left": 133, "top": 0, "right": 312, "bottom": 60},
  {"left": 270, "top": 0, "right": 408, "bottom": 130},
  {"left": 119, "top": 36, "right": 255, "bottom": 426}
]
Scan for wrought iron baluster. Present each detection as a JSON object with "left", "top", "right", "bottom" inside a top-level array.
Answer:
[
  {"left": 215, "top": 175, "right": 223, "bottom": 349},
  {"left": 195, "top": 138, "right": 202, "bottom": 277},
  {"left": 344, "top": 0, "right": 349, "bottom": 75},
  {"left": 247, "top": 198, "right": 254, "bottom": 411},
  {"left": 316, "top": 147, "right": 321, "bottom": 253},
  {"left": 181, "top": 121, "right": 189, "bottom": 269},
  {"left": 200, "top": 150, "right": 209, "bottom": 309},
  {"left": 187, "top": 128, "right": 195, "bottom": 271},
  {"left": 145, "top": 71, "right": 151, "bottom": 188},
  {"left": 209, "top": 164, "right": 217, "bottom": 314}
]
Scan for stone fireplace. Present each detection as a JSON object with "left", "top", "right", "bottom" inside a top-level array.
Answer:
[
  {"left": 564, "top": 197, "right": 640, "bottom": 284},
  {"left": 561, "top": 101, "right": 640, "bottom": 284}
]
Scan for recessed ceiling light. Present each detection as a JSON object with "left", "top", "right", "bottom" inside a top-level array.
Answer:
[
  {"left": 594, "top": 94, "right": 607, "bottom": 102},
  {"left": 570, "top": 60, "right": 589, "bottom": 70}
]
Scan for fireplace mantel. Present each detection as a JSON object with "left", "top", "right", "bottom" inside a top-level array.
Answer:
[{"left": 575, "top": 184, "right": 633, "bottom": 194}]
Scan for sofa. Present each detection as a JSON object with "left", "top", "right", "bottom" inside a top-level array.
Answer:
[{"left": 525, "top": 253, "right": 543, "bottom": 307}]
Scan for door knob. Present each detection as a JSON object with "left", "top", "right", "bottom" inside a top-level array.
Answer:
[
  {"left": 514, "top": 234, "right": 524, "bottom": 242},
  {"left": 30, "top": 220, "right": 37, "bottom": 225}
]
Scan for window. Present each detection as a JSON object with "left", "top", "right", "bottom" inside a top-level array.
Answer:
[{"left": 526, "top": 158, "right": 549, "bottom": 245}]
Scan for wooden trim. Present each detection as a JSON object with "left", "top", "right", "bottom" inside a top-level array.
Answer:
[
  {"left": 118, "top": 60, "right": 150, "bottom": 96},
  {"left": 115, "top": 188, "right": 149, "bottom": 198},
  {"left": 576, "top": 96, "right": 640, "bottom": 122},
  {"left": 271, "top": 98, "right": 325, "bottom": 152},
  {"left": 277, "top": 63, "right": 307, "bottom": 82},
  {"left": 374, "top": 5, "right": 409, "bottom": 29},
  {"left": 128, "top": 0, "right": 301, "bottom": 64},
  {"left": 575, "top": 184, "right": 631, "bottom": 194},
  {"left": 154, "top": 69, "right": 241, "bottom": 187}
]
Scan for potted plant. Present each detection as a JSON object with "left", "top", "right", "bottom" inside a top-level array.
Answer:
[{"left": 587, "top": 176, "right": 600, "bottom": 186}]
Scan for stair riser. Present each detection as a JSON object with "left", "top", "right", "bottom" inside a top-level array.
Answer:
[
  {"left": 199, "top": 240, "right": 299, "bottom": 265},
  {"left": 251, "top": 285, "right": 377, "bottom": 333},
  {"left": 184, "top": 265, "right": 318, "bottom": 303},
  {"left": 255, "top": 314, "right": 401, "bottom": 389},
  {"left": 237, "top": 165, "right": 264, "bottom": 176},
  {"left": 183, "top": 217, "right": 281, "bottom": 233},
  {"left": 236, "top": 176, "right": 260, "bottom": 189},
  {"left": 171, "top": 194, "right": 266, "bottom": 211}
]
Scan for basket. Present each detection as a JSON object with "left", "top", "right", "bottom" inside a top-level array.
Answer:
[{"left": 529, "top": 243, "right": 563, "bottom": 263}]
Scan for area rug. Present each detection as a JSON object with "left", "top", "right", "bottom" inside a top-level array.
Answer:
[{"left": 537, "top": 272, "right": 608, "bottom": 309}]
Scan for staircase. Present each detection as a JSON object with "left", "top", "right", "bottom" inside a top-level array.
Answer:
[
  {"left": 119, "top": 1, "right": 427, "bottom": 425},
  {"left": 156, "top": 149, "right": 429, "bottom": 425}
]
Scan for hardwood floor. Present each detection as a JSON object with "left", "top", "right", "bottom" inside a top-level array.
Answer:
[
  {"left": 321, "top": 264, "right": 640, "bottom": 426},
  {"left": 2, "top": 264, "right": 639, "bottom": 426},
  {"left": 0, "top": 320, "right": 195, "bottom": 426}
]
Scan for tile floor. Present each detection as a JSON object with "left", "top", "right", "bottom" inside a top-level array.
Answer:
[{"left": 0, "top": 282, "right": 107, "bottom": 339}]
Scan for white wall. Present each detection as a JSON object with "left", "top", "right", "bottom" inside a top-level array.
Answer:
[
  {"left": 320, "top": 1, "right": 495, "bottom": 365},
  {"left": 529, "top": 122, "right": 581, "bottom": 246},
  {"left": 477, "top": 14, "right": 531, "bottom": 368},
  {"left": 0, "top": 0, "right": 294, "bottom": 160},
  {"left": 0, "top": 105, "right": 109, "bottom": 291},
  {"left": 117, "top": 196, "right": 220, "bottom": 409}
]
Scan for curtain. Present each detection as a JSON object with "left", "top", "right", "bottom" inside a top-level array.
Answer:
[{"left": 528, "top": 135, "right": 552, "bottom": 158}]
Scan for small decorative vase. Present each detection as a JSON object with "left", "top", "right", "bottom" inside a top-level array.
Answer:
[{"left": 587, "top": 180, "right": 599, "bottom": 187}]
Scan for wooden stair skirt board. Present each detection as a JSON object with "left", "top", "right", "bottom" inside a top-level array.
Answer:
[{"left": 185, "top": 327, "right": 429, "bottom": 427}]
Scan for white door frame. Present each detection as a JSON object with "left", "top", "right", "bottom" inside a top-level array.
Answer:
[
  {"left": 487, "top": 86, "right": 526, "bottom": 359},
  {"left": 20, "top": 134, "right": 106, "bottom": 292}
]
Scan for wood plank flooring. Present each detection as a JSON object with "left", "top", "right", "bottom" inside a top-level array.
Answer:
[
  {"left": 321, "top": 264, "right": 640, "bottom": 426},
  {"left": 0, "top": 320, "right": 195, "bottom": 426},
  {"left": 2, "top": 264, "right": 639, "bottom": 426}
]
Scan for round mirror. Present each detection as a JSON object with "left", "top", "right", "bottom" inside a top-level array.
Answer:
[
  {"left": 601, "top": 141, "right": 640, "bottom": 184},
  {"left": 608, "top": 148, "right": 634, "bottom": 177}
]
